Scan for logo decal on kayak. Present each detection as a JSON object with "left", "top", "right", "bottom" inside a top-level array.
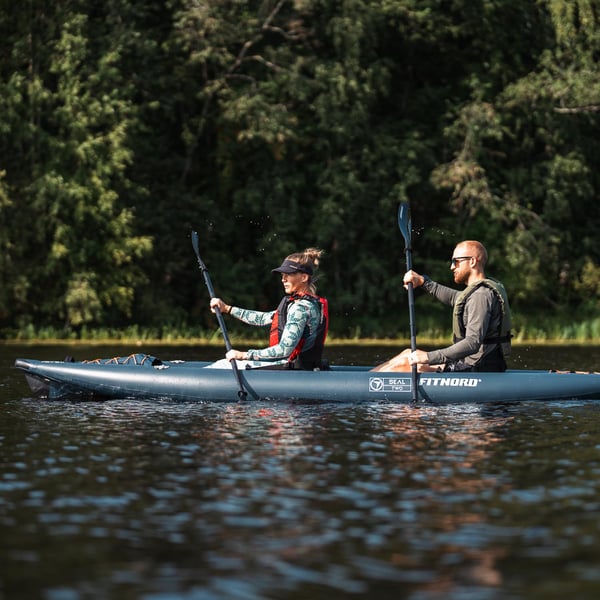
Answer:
[
  {"left": 369, "top": 377, "right": 411, "bottom": 393},
  {"left": 369, "top": 376, "right": 482, "bottom": 393},
  {"left": 421, "top": 377, "right": 481, "bottom": 387}
]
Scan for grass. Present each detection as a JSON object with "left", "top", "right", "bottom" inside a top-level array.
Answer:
[{"left": 2, "top": 318, "right": 599, "bottom": 347}]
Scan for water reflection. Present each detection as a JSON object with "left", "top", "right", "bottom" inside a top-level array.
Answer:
[
  {"left": 2, "top": 344, "right": 600, "bottom": 599},
  {"left": 356, "top": 404, "right": 513, "bottom": 594},
  {"left": 1, "top": 398, "right": 511, "bottom": 597}
]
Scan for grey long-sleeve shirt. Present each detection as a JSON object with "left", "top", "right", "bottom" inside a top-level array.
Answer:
[{"left": 422, "top": 277, "right": 503, "bottom": 369}]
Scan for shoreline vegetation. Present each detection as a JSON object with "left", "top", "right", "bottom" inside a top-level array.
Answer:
[
  {"left": 2, "top": 339, "right": 598, "bottom": 348},
  {"left": 2, "top": 317, "right": 599, "bottom": 347}
]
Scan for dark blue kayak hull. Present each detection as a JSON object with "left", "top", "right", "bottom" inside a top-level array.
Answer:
[{"left": 14, "top": 357, "right": 600, "bottom": 403}]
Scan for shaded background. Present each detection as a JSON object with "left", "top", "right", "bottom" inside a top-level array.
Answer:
[{"left": 0, "top": 0, "right": 599, "bottom": 339}]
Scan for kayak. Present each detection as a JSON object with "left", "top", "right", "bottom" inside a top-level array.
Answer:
[{"left": 14, "top": 353, "right": 600, "bottom": 403}]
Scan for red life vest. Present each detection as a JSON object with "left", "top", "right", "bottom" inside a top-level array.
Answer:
[{"left": 268, "top": 293, "right": 329, "bottom": 370}]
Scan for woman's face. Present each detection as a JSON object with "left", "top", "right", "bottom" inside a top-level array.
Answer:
[{"left": 280, "top": 272, "right": 309, "bottom": 294}]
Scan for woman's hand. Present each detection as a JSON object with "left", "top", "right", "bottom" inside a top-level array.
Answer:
[{"left": 210, "top": 297, "right": 230, "bottom": 314}]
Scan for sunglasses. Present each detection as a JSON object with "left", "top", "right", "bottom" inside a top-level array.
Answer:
[{"left": 450, "top": 256, "right": 472, "bottom": 267}]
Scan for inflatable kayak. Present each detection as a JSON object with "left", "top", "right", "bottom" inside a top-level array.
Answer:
[{"left": 14, "top": 353, "right": 600, "bottom": 403}]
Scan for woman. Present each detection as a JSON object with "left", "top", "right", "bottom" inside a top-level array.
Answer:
[{"left": 208, "top": 248, "right": 329, "bottom": 370}]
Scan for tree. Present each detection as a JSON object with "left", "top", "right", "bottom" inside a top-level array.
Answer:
[
  {"left": 0, "top": 1, "right": 151, "bottom": 330},
  {"left": 1, "top": 0, "right": 598, "bottom": 337},
  {"left": 428, "top": 0, "right": 600, "bottom": 313}
]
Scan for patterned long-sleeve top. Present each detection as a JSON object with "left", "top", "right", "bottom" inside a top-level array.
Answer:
[{"left": 230, "top": 297, "right": 321, "bottom": 364}]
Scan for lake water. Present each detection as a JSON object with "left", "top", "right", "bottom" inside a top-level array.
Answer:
[{"left": 1, "top": 343, "right": 600, "bottom": 599}]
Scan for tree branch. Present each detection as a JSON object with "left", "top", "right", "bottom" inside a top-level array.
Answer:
[
  {"left": 181, "top": 0, "right": 287, "bottom": 183},
  {"left": 554, "top": 104, "right": 600, "bottom": 114}
]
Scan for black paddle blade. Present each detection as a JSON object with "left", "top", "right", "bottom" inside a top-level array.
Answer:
[
  {"left": 191, "top": 230, "right": 207, "bottom": 270},
  {"left": 191, "top": 230, "right": 200, "bottom": 256},
  {"left": 398, "top": 203, "right": 412, "bottom": 248}
]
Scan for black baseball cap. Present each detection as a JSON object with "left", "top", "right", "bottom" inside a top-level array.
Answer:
[{"left": 272, "top": 259, "right": 313, "bottom": 275}]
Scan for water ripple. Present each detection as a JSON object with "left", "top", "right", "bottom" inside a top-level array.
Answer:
[{"left": 3, "top": 348, "right": 600, "bottom": 598}]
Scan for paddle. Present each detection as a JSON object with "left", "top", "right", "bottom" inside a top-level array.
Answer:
[
  {"left": 191, "top": 230, "right": 248, "bottom": 401},
  {"left": 398, "top": 203, "right": 419, "bottom": 402}
]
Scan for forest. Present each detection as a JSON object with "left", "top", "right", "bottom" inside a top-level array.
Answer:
[{"left": 0, "top": 0, "right": 599, "bottom": 341}]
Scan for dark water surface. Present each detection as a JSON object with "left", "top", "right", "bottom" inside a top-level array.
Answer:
[{"left": 2, "top": 343, "right": 600, "bottom": 600}]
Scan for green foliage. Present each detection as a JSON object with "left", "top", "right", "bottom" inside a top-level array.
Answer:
[
  {"left": 0, "top": 1, "right": 153, "bottom": 330},
  {"left": 0, "top": 0, "right": 598, "bottom": 340}
]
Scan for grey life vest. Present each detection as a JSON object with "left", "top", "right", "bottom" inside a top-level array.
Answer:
[{"left": 452, "top": 277, "right": 512, "bottom": 358}]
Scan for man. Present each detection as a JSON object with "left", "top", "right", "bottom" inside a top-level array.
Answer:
[{"left": 373, "top": 240, "right": 512, "bottom": 372}]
